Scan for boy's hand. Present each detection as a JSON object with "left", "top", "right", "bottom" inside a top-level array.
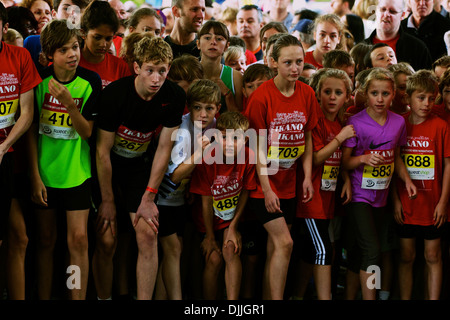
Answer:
[
  {"left": 393, "top": 197, "right": 404, "bottom": 225},
  {"left": 302, "top": 178, "right": 314, "bottom": 203},
  {"left": 31, "top": 176, "right": 48, "bottom": 207},
  {"left": 224, "top": 228, "right": 242, "bottom": 255},
  {"left": 433, "top": 202, "right": 447, "bottom": 228},
  {"left": 201, "top": 235, "right": 221, "bottom": 261},
  {"left": 96, "top": 200, "right": 117, "bottom": 237},
  {"left": 48, "top": 78, "right": 75, "bottom": 109},
  {"left": 133, "top": 195, "right": 159, "bottom": 234},
  {"left": 263, "top": 189, "right": 282, "bottom": 213}
]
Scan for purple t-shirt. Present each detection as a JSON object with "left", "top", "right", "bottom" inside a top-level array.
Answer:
[{"left": 343, "top": 109, "right": 407, "bottom": 207}]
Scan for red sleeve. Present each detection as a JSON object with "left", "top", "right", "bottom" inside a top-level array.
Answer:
[
  {"left": 302, "top": 83, "right": 319, "bottom": 132},
  {"left": 311, "top": 117, "right": 326, "bottom": 152},
  {"left": 19, "top": 46, "right": 42, "bottom": 93}
]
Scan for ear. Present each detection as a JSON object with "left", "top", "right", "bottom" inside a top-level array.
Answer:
[
  {"left": 2, "top": 22, "right": 8, "bottom": 34},
  {"left": 133, "top": 61, "right": 141, "bottom": 75},
  {"left": 80, "top": 29, "right": 87, "bottom": 40},
  {"left": 128, "top": 26, "right": 135, "bottom": 33},
  {"left": 51, "top": 9, "right": 57, "bottom": 19},
  {"left": 242, "top": 87, "right": 247, "bottom": 98},
  {"left": 160, "top": 26, "right": 165, "bottom": 37},
  {"left": 216, "top": 104, "right": 221, "bottom": 113},
  {"left": 172, "top": 5, "right": 180, "bottom": 18},
  {"left": 196, "top": 38, "right": 200, "bottom": 50}
]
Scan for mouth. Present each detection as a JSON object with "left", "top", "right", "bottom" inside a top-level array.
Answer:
[{"left": 67, "top": 60, "right": 77, "bottom": 66}]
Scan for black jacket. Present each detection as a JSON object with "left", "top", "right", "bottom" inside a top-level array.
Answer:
[
  {"left": 400, "top": 10, "right": 450, "bottom": 62},
  {"left": 364, "top": 26, "right": 433, "bottom": 71}
]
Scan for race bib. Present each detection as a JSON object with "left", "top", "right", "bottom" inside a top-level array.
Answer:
[
  {"left": 402, "top": 153, "right": 435, "bottom": 180},
  {"left": 0, "top": 99, "right": 18, "bottom": 129},
  {"left": 112, "top": 125, "right": 153, "bottom": 158},
  {"left": 39, "top": 94, "right": 82, "bottom": 140},
  {"left": 267, "top": 145, "right": 305, "bottom": 169},
  {"left": 213, "top": 194, "right": 240, "bottom": 221},
  {"left": 361, "top": 149, "right": 394, "bottom": 190},
  {"left": 321, "top": 148, "right": 342, "bottom": 191}
]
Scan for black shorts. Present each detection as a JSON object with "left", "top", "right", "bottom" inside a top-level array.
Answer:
[
  {"left": 248, "top": 197, "right": 296, "bottom": 226},
  {"left": 36, "top": 178, "right": 92, "bottom": 211},
  {"left": 157, "top": 204, "right": 187, "bottom": 237},
  {"left": 239, "top": 218, "right": 267, "bottom": 256},
  {"left": 396, "top": 223, "right": 445, "bottom": 240},
  {"left": 112, "top": 156, "right": 151, "bottom": 214}
]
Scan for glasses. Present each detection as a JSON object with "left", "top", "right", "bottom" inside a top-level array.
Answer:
[{"left": 377, "top": 7, "right": 402, "bottom": 15}]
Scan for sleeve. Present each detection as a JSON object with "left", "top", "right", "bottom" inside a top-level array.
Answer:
[
  {"left": 342, "top": 115, "right": 357, "bottom": 148},
  {"left": 442, "top": 122, "right": 450, "bottom": 158},
  {"left": 246, "top": 87, "right": 268, "bottom": 132},
  {"left": 243, "top": 163, "right": 257, "bottom": 191},
  {"left": 95, "top": 82, "right": 123, "bottom": 132},
  {"left": 166, "top": 127, "right": 191, "bottom": 174},
  {"left": 19, "top": 47, "right": 42, "bottom": 94},
  {"left": 189, "top": 163, "right": 213, "bottom": 196},
  {"left": 80, "top": 71, "right": 102, "bottom": 121},
  {"left": 161, "top": 82, "right": 186, "bottom": 128},
  {"left": 303, "top": 85, "right": 319, "bottom": 132}
]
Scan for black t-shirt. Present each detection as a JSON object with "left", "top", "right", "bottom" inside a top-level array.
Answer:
[
  {"left": 96, "top": 76, "right": 185, "bottom": 162},
  {"left": 164, "top": 35, "right": 201, "bottom": 59}
]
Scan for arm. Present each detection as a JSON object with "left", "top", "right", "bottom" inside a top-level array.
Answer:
[
  {"left": 313, "top": 125, "right": 356, "bottom": 166},
  {"left": 390, "top": 179, "right": 404, "bottom": 226},
  {"left": 340, "top": 170, "right": 352, "bottom": 205},
  {"left": 224, "top": 189, "right": 248, "bottom": 255},
  {"left": 0, "top": 89, "right": 34, "bottom": 163},
  {"left": 48, "top": 78, "right": 93, "bottom": 140},
  {"left": 433, "top": 157, "right": 450, "bottom": 228},
  {"left": 200, "top": 195, "right": 221, "bottom": 260},
  {"left": 341, "top": 146, "right": 385, "bottom": 171},
  {"left": 256, "top": 134, "right": 282, "bottom": 213},
  {"left": 133, "top": 126, "right": 179, "bottom": 231},
  {"left": 394, "top": 146, "right": 417, "bottom": 199},
  {"left": 231, "top": 69, "right": 244, "bottom": 112},
  {"left": 96, "top": 128, "right": 117, "bottom": 236},
  {"left": 27, "top": 122, "right": 47, "bottom": 206},
  {"left": 301, "top": 131, "right": 314, "bottom": 203}
]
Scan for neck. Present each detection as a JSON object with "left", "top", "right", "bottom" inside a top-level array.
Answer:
[
  {"left": 53, "top": 65, "right": 76, "bottom": 83},
  {"left": 274, "top": 75, "right": 295, "bottom": 96},
  {"left": 170, "top": 23, "right": 196, "bottom": 45},
  {"left": 134, "top": 76, "right": 155, "bottom": 101},
  {"left": 366, "top": 107, "right": 387, "bottom": 125},
  {"left": 82, "top": 47, "right": 105, "bottom": 64},
  {"left": 201, "top": 58, "right": 222, "bottom": 79},
  {"left": 408, "top": 112, "right": 427, "bottom": 125},
  {"left": 412, "top": 14, "right": 426, "bottom": 28},
  {"left": 376, "top": 29, "right": 398, "bottom": 41},
  {"left": 323, "top": 109, "right": 338, "bottom": 122},
  {"left": 313, "top": 49, "right": 323, "bottom": 65},
  {"left": 244, "top": 37, "right": 260, "bottom": 53},
  {"left": 269, "top": 8, "right": 287, "bottom": 21}
]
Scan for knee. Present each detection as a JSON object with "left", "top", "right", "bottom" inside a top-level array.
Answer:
[
  {"left": 68, "top": 230, "right": 89, "bottom": 254},
  {"left": 425, "top": 248, "right": 441, "bottom": 265},
  {"left": 400, "top": 248, "right": 416, "bottom": 265},
  {"left": 38, "top": 229, "right": 57, "bottom": 250},
  {"left": 222, "top": 242, "right": 238, "bottom": 262},
  {"left": 136, "top": 227, "right": 158, "bottom": 251},
  {"left": 277, "top": 235, "right": 293, "bottom": 256},
  {"left": 8, "top": 230, "right": 28, "bottom": 253},
  {"left": 95, "top": 234, "right": 117, "bottom": 257},
  {"left": 206, "top": 250, "right": 223, "bottom": 270}
]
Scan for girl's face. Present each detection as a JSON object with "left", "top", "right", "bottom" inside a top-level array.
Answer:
[
  {"left": 198, "top": 28, "right": 229, "bottom": 58},
  {"left": 314, "top": 21, "right": 340, "bottom": 54},
  {"left": 226, "top": 53, "right": 246, "bottom": 75},
  {"left": 393, "top": 73, "right": 408, "bottom": 107},
  {"left": 366, "top": 79, "right": 394, "bottom": 115},
  {"left": 319, "top": 77, "right": 349, "bottom": 116},
  {"left": 442, "top": 85, "right": 450, "bottom": 112},
  {"left": 30, "top": 0, "right": 52, "bottom": 33},
  {"left": 272, "top": 45, "right": 304, "bottom": 82},
  {"left": 83, "top": 24, "right": 115, "bottom": 58},
  {"left": 131, "top": 15, "right": 162, "bottom": 37}
]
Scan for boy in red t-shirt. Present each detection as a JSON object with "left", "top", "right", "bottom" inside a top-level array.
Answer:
[
  {"left": 0, "top": 2, "right": 41, "bottom": 245},
  {"left": 393, "top": 70, "right": 450, "bottom": 300},
  {"left": 190, "top": 111, "right": 256, "bottom": 300}
]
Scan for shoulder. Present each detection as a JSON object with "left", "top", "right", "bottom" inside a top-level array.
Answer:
[{"left": 76, "top": 66, "right": 102, "bottom": 84}]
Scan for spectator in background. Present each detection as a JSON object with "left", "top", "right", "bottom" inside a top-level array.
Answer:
[
  {"left": 266, "top": 0, "right": 293, "bottom": 31},
  {"left": 236, "top": 4, "right": 264, "bottom": 61},
  {"left": 219, "top": 6, "right": 238, "bottom": 36},
  {"left": 364, "top": 0, "right": 433, "bottom": 71},
  {"left": 330, "top": 0, "right": 365, "bottom": 44},
  {"left": 259, "top": 21, "right": 288, "bottom": 60},
  {"left": 20, "top": 0, "right": 52, "bottom": 34},
  {"left": 161, "top": 6, "right": 174, "bottom": 37},
  {"left": 6, "top": 6, "right": 38, "bottom": 39},
  {"left": 291, "top": 18, "right": 314, "bottom": 52},
  {"left": 401, "top": 0, "right": 450, "bottom": 62},
  {"left": 108, "top": 0, "right": 129, "bottom": 20},
  {"left": 352, "top": 0, "right": 377, "bottom": 39}
]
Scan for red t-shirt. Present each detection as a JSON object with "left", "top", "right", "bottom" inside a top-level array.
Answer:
[
  {"left": 113, "top": 36, "right": 122, "bottom": 56},
  {"left": 397, "top": 113, "right": 450, "bottom": 226},
  {"left": 304, "top": 51, "right": 322, "bottom": 69},
  {"left": 432, "top": 103, "right": 450, "bottom": 124},
  {"left": 189, "top": 147, "right": 256, "bottom": 232},
  {"left": 79, "top": 52, "right": 132, "bottom": 88},
  {"left": 246, "top": 79, "right": 319, "bottom": 199},
  {"left": 296, "top": 113, "right": 342, "bottom": 219},
  {"left": 372, "top": 34, "right": 400, "bottom": 54},
  {"left": 0, "top": 42, "right": 41, "bottom": 151},
  {"left": 245, "top": 49, "right": 257, "bottom": 65}
]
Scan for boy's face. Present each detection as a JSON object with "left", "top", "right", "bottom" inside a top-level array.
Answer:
[
  {"left": 49, "top": 36, "right": 80, "bottom": 72},
  {"left": 407, "top": 90, "right": 436, "bottom": 120},
  {"left": 393, "top": 73, "right": 408, "bottom": 106},
  {"left": 134, "top": 60, "right": 170, "bottom": 97},
  {"left": 243, "top": 76, "right": 269, "bottom": 98},
  {"left": 219, "top": 129, "right": 245, "bottom": 159},
  {"left": 190, "top": 101, "right": 220, "bottom": 129},
  {"left": 370, "top": 46, "right": 397, "bottom": 68},
  {"left": 442, "top": 85, "right": 450, "bottom": 111},
  {"left": 338, "top": 64, "right": 355, "bottom": 84},
  {"left": 434, "top": 65, "right": 447, "bottom": 79},
  {"left": 226, "top": 54, "right": 246, "bottom": 75}
]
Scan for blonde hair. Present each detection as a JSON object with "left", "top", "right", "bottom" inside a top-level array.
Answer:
[
  {"left": 119, "top": 32, "right": 154, "bottom": 64},
  {"left": 3, "top": 28, "right": 23, "bottom": 44},
  {"left": 352, "top": 0, "right": 377, "bottom": 20},
  {"left": 186, "top": 79, "right": 221, "bottom": 109},
  {"left": 362, "top": 67, "right": 396, "bottom": 95},
  {"left": 406, "top": 69, "right": 438, "bottom": 97},
  {"left": 313, "top": 14, "right": 345, "bottom": 36},
  {"left": 216, "top": 111, "right": 249, "bottom": 131},
  {"left": 224, "top": 45, "right": 246, "bottom": 65},
  {"left": 134, "top": 36, "right": 173, "bottom": 66},
  {"left": 168, "top": 54, "right": 204, "bottom": 82}
]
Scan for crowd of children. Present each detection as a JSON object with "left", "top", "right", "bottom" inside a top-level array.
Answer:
[{"left": 0, "top": 0, "right": 450, "bottom": 302}]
